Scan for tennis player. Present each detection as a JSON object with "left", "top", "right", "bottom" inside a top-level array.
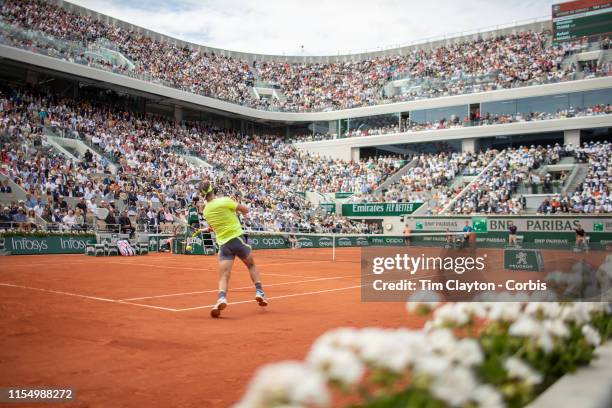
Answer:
[{"left": 200, "top": 181, "right": 267, "bottom": 318}]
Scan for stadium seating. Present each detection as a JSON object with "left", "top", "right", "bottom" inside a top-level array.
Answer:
[
  {"left": 0, "top": 0, "right": 609, "bottom": 113},
  {"left": 0, "top": 86, "right": 403, "bottom": 233}
]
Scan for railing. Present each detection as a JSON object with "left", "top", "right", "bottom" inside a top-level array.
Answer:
[
  {"left": 0, "top": 18, "right": 133, "bottom": 70},
  {"left": 440, "top": 151, "right": 505, "bottom": 214},
  {"left": 49, "top": 126, "right": 120, "bottom": 165}
]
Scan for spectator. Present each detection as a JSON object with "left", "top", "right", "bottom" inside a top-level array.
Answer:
[
  {"left": 12, "top": 207, "right": 27, "bottom": 231},
  {"left": 62, "top": 209, "right": 77, "bottom": 231},
  {"left": 119, "top": 210, "right": 135, "bottom": 238},
  {"left": 0, "top": 180, "right": 12, "bottom": 193},
  {"left": 0, "top": 206, "right": 13, "bottom": 228}
]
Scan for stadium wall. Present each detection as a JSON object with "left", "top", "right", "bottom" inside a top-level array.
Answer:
[
  {"left": 297, "top": 114, "right": 612, "bottom": 160},
  {"left": 1, "top": 216, "right": 609, "bottom": 255},
  {"left": 402, "top": 215, "right": 612, "bottom": 246}
]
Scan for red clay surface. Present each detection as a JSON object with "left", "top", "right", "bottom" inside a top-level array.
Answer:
[{"left": 0, "top": 249, "right": 418, "bottom": 408}]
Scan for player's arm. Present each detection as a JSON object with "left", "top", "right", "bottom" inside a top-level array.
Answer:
[
  {"left": 236, "top": 204, "right": 249, "bottom": 215},
  {"left": 219, "top": 197, "right": 248, "bottom": 215}
]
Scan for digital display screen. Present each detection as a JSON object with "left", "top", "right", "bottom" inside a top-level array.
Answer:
[{"left": 552, "top": 0, "right": 612, "bottom": 42}]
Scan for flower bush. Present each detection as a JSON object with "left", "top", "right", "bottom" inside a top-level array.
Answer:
[
  {"left": 0, "top": 230, "right": 95, "bottom": 238},
  {"left": 235, "top": 300, "right": 611, "bottom": 408}
]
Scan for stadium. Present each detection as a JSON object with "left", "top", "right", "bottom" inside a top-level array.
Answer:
[{"left": 0, "top": 0, "right": 611, "bottom": 406}]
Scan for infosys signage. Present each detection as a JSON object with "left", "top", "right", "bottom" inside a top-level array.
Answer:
[
  {"left": 3, "top": 235, "right": 96, "bottom": 255},
  {"left": 342, "top": 203, "right": 423, "bottom": 217}
]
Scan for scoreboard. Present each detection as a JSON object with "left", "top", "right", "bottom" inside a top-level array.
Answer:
[{"left": 552, "top": 0, "right": 612, "bottom": 42}]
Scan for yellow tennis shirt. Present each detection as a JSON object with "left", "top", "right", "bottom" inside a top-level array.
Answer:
[{"left": 203, "top": 197, "right": 244, "bottom": 245}]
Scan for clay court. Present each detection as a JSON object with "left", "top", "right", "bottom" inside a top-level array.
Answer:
[
  {"left": 0, "top": 249, "right": 417, "bottom": 408},
  {"left": 0, "top": 247, "right": 605, "bottom": 407}
]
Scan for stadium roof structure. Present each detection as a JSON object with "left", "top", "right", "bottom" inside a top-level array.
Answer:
[{"left": 53, "top": 0, "right": 549, "bottom": 62}]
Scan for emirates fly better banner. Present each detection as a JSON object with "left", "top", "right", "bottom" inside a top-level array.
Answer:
[{"left": 342, "top": 202, "right": 423, "bottom": 217}]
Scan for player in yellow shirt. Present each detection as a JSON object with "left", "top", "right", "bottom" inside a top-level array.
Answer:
[{"left": 200, "top": 181, "right": 267, "bottom": 318}]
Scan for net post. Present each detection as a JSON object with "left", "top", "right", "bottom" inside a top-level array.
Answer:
[{"left": 332, "top": 234, "right": 336, "bottom": 262}]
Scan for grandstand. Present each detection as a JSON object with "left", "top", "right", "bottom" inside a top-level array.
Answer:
[
  {"left": 0, "top": 0, "right": 609, "bottom": 237},
  {"left": 0, "top": 0, "right": 611, "bottom": 407}
]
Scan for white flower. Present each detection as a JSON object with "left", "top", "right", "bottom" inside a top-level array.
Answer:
[
  {"left": 315, "top": 327, "right": 360, "bottom": 350},
  {"left": 524, "top": 302, "right": 561, "bottom": 319},
  {"left": 406, "top": 290, "right": 441, "bottom": 314},
  {"left": 429, "top": 303, "right": 471, "bottom": 328},
  {"left": 572, "top": 261, "right": 593, "bottom": 274},
  {"left": 472, "top": 384, "right": 505, "bottom": 408},
  {"left": 414, "top": 355, "right": 451, "bottom": 377},
  {"left": 487, "top": 303, "right": 522, "bottom": 322},
  {"left": 536, "top": 332, "right": 555, "bottom": 353},
  {"left": 430, "top": 366, "right": 479, "bottom": 407},
  {"left": 581, "top": 325, "right": 601, "bottom": 347},
  {"left": 591, "top": 302, "right": 612, "bottom": 314},
  {"left": 353, "top": 328, "right": 416, "bottom": 373},
  {"left": 508, "top": 316, "right": 540, "bottom": 337},
  {"left": 560, "top": 303, "right": 592, "bottom": 324},
  {"left": 462, "top": 302, "right": 488, "bottom": 318},
  {"left": 235, "top": 361, "right": 330, "bottom": 408},
  {"left": 453, "top": 338, "right": 484, "bottom": 367},
  {"left": 427, "top": 328, "right": 457, "bottom": 352},
  {"left": 583, "top": 302, "right": 612, "bottom": 314},
  {"left": 542, "top": 319, "right": 570, "bottom": 338},
  {"left": 509, "top": 316, "right": 555, "bottom": 352},
  {"left": 306, "top": 343, "right": 364, "bottom": 385},
  {"left": 504, "top": 357, "right": 542, "bottom": 386}
]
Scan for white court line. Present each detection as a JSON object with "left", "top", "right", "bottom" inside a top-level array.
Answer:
[
  {"left": 119, "top": 274, "right": 360, "bottom": 301},
  {"left": 174, "top": 284, "right": 366, "bottom": 312},
  {"left": 2, "top": 260, "right": 321, "bottom": 279},
  {"left": 0, "top": 282, "right": 178, "bottom": 312},
  {"left": 0, "top": 282, "right": 117, "bottom": 302},
  {"left": 172, "top": 272, "right": 444, "bottom": 312},
  {"left": 91, "top": 261, "right": 322, "bottom": 278},
  {"left": 115, "top": 300, "right": 178, "bottom": 312}
]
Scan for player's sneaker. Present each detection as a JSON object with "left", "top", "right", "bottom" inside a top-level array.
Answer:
[
  {"left": 255, "top": 290, "right": 268, "bottom": 307},
  {"left": 210, "top": 297, "right": 228, "bottom": 318}
]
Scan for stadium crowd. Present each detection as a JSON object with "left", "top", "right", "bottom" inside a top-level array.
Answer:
[
  {"left": 348, "top": 142, "right": 610, "bottom": 215},
  {"left": 349, "top": 150, "right": 497, "bottom": 214},
  {"left": 0, "top": 0, "right": 258, "bottom": 107},
  {"left": 449, "top": 146, "right": 558, "bottom": 214},
  {"left": 537, "top": 141, "right": 611, "bottom": 214},
  {"left": 258, "top": 31, "right": 581, "bottom": 111},
  {"left": 1, "top": 86, "right": 609, "bottom": 237},
  {"left": 1, "top": 0, "right": 609, "bottom": 113},
  {"left": 0, "top": 86, "right": 403, "bottom": 233}
]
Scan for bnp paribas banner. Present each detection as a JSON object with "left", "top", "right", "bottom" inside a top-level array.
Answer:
[
  {"left": 2, "top": 235, "right": 96, "bottom": 255},
  {"left": 406, "top": 216, "right": 612, "bottom": 245},
  {"left": 342, "top": 202, "right": 423, "bottom": 217}
]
